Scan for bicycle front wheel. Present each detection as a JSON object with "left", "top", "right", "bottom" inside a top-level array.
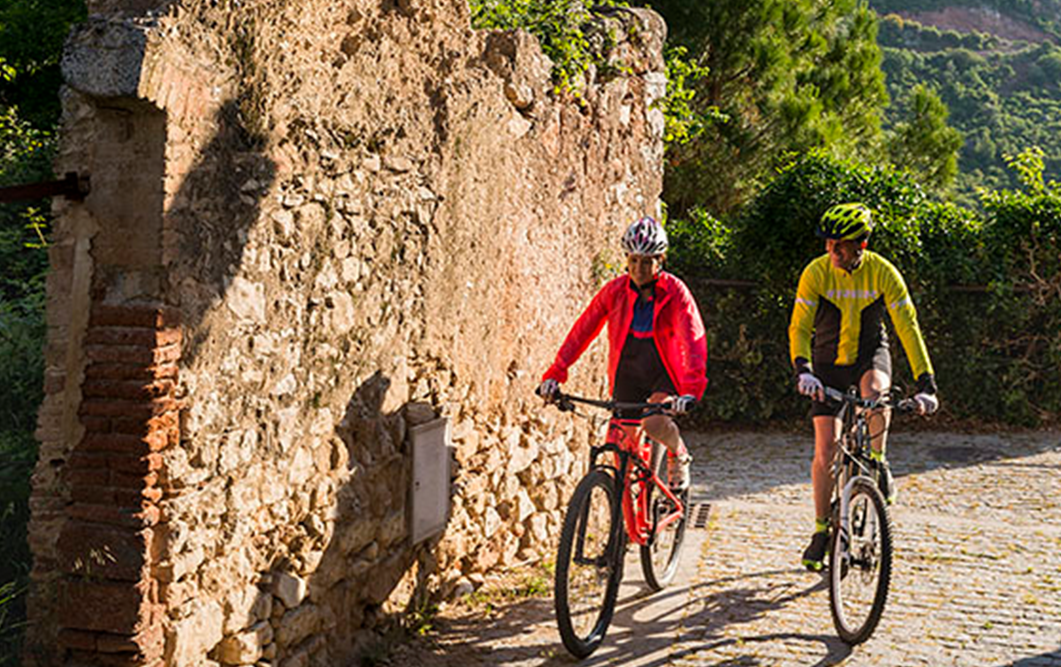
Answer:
[
  {"left": 829, "top": 477, "right": 893, "bottom": 644},
  {"left": 555, "top": 469, "right": 625, "bottom": 658},
  {"left": 640, "top": 441, "right": 689, "bottom": 590}
]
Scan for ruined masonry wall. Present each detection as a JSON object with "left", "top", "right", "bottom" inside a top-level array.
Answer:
[{"left": 27, "top": 0, "right": 666, "bottom": 665}]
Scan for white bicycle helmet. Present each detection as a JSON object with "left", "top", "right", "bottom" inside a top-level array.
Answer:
[{"left": 621, "top": 216, "right": 668, "bottom": 255}]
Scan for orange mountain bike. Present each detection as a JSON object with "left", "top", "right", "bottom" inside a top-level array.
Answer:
[{"left": 547, "top": 392, "right": 690, "bottom": 658}]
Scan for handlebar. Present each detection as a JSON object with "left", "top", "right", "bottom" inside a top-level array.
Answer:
[
  {"left": 542, "top": 391, "right": 673, "bottom": 418},
  {"left": 821, "top": 386, "right": 918, "bottom": 415}
]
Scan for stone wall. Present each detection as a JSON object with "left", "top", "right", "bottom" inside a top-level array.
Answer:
[{"left": 27, "top": 0, "right": 666, "bottom": 665}]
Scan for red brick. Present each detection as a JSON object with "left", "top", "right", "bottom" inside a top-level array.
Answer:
[
  {"left": 58, "top": 523, "right": 150, "bottom": 581},
  {"left": 68, "top": 503, "right": 160, "bottom": 528},
  {"left": 82, "top": 431, "right": 168, "bottom": 455},
  {"left": 68, "top": 451, "right": 109, "bottom": 471},
  {"left": 67, "top": 649, "right": 153, "bottom": 667},
  {"left": 108, "top": 452, "right": 163, "bottom": 474},
  {"left": 86, "top": 344, "right": 181, "bottom": 365},
  {"left": 59, "top": 628, "right": 98, "bottom": 651},
  {"left": 90, "top": 304, "right": 181, "bottom": 329},
  {"left": 81, "top": 415, "right": 113, "bottom": 433},
  {"left": 64, "top": 467, "right": 110, "bottom": 488},
  {"left": 80, "top": 397, "right": 182, "bottom": 419},
  {"left": 61, "top": 578, "right": 154, "bottom": 634},
  {"left": 82, "top": 379, "right": 175, "bottom": 401},
  {"left": 110, "top": 412, "right": 177, "bottom": 437},
  {"left": 84, "top": 327, "right": 182, "bottom": 348},
  {"left": 96, "top": 624, "right": 163, "bottom": 657},
  {"left": 85, "top": 362, "right": 179, "bottom": 381},
  {"left": 70, "top": 485, "right": 118, "bottom": 505},
  {"left": 110, "top": 469, "right": 159, "bottom": 490}
]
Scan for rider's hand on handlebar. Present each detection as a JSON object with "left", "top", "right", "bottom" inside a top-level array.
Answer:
[
  {"left": 797, "top": 372, "right": 825, "bottom": 402},
  {"left": 537, "top": 379, "right": 560, "bottom": 403},
  {"left": 912, "top": 392, "right": 939, "bottom": 415},
  {"left": 668, "top": 394, "right": 696, "bottom": 415}
]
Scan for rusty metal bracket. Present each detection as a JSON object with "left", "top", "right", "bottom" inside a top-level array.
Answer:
[{"left": 0, "top": 172, "right": 90, "bottom": 203}]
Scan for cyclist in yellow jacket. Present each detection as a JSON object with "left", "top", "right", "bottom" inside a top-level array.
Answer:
[{"left": 788, "top": 203, "right": 939, "bottom": 571}]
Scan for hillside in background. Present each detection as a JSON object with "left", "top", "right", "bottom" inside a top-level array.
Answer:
[{"left": 871, "top": 0, "right": 1061, "bottom": 206}]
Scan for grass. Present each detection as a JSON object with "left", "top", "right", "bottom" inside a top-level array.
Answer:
[{"left": 458, "top": 562, "right": 556, "bottom": 616}]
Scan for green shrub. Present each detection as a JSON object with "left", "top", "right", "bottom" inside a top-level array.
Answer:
[{"left": 670, "top": 149, "right": 1060, "bottom": 426}]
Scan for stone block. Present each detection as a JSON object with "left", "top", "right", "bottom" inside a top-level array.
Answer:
[
  {"left": 272, "top": 572, "right": 307, "bottom": 609},
  {"left": 62, "top": 17, "right": 148, "bottom": 99},
  {"left": 275, "top": 604, "right": 321, "bottom": 648},
  {"left": 226, "top": 277, "right": 266, "bottom": 323},
  {"left": 215, "top": 621, "right": 272, "bottom": 664},
  {"left": 165, "top": 598, "right": 224, "bottom": 667}
]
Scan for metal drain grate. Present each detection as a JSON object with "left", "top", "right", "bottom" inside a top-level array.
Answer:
[{"left": 689, "top": 501, "right": 712, "bottom": 529}]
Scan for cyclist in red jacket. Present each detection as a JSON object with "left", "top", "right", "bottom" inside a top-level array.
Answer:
[{"left": 538, "top": 216, "right": 708, "bottom": 490}]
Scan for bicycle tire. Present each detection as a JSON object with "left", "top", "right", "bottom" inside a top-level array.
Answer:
[
  {"left": 828, "top": 477, "right": 893, "bottom": 645},
  {"left": 639, "top": 441, "right": 689, "bottom": 590},
  {"left": 555, "top": 469, "right": 625, "bottom": 658}
]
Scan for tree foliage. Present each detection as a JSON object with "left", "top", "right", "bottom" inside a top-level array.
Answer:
[
  {"left": 887, "top": 83, "right": 963, "bottom": 191},
  {"left": 648, "top": 0, "right": 890, "bottom": 216},
  {"left": 875, "top": 6, "right": 1061, "bottom": 208}
]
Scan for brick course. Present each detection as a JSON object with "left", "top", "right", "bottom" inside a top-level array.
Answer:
[{"left": 51, "top": 302, "right": 180, "bottom": 663}]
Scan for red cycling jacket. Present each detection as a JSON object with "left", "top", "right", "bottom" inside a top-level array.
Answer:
[{"left": 542, "top": 271, "right": 708, "bottom": 400}]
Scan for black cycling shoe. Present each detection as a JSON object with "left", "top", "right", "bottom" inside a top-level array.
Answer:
[
  {"left": 876, "top": 458, "right": 897, "bottom": 505},
  {"left": 802, "top": 530, "right": 830, "bottom": 571}
]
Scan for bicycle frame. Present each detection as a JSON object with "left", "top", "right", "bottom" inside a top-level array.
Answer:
[
  {"left": 826, "top": 386, "right": 907, "bottom": 550},
  {"left": 590, "top": 419, "right": 685, "bottom": 547},
  {"left": 832, "top": 399, "right": 875, "bottom": 540},
  {"left": 553, "top": 393, "right": 686, "bottom": 548}
]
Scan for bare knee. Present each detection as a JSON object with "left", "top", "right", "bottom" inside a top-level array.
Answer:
[{"left": 643, "top": 415, "right": 680, "bottom": 448}]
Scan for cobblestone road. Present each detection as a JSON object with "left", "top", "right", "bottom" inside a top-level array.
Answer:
[{"left": 401, "top": 429, "right": 1061, "bottom": 666}]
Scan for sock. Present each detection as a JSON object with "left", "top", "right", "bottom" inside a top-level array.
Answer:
[
  {"left": 814, "top": 517, "right": 829, "bottom": 534},
  {"left": 870, "top": 449, "right": 885, "bottom": 463}
]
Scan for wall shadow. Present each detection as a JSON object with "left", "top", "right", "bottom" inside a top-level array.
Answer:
[
  {"left": 166, "top": 99, "right": 276, "bottom": 363},
  {"left": 1001, "top": 649, "right": 1061, "bottom": 666}
]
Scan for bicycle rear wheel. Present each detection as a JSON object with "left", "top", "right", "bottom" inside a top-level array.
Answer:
[
  {"left": 829, "top": 477, "right": 893, "bottom": 644},
  {"left": 555, "top": 469, "right": 625, "bottom": 658},
  {"left": 640, "top": 441, "right": 689, "bottom": 590}
]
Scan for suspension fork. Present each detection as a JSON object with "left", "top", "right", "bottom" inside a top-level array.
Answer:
[{"left": 584, "top": 443, "right": 630, "bottom": 564}]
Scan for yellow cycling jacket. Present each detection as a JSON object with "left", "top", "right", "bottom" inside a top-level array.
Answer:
[{"left": 788, "top": 251, "right": 933, "bottom": 379}]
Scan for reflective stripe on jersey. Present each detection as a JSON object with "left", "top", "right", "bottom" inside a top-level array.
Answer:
[{"left": 788, "top": 251, "right": 933, "bottom": 378}]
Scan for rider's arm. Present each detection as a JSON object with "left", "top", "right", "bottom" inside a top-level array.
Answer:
[
  {"left": 667, "top": 278, "right": 708, "bottom": 400},
  {"left": 788, "top": 262, "right": 819, "bottom": 377},
  {"left": 542, "top": 281, "right": 615, "bottom": 384},
  {"left": 879, "top": 258, "right": 935, "bottom": 390}
]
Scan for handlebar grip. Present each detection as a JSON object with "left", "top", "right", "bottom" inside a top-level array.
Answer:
[{"left": 895, "top": 398, "right": 918, "bottom": 415}]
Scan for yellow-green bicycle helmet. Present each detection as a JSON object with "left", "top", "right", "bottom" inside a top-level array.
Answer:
[{"left": 817, "top": 203, "right": 874, "bottom": 241}]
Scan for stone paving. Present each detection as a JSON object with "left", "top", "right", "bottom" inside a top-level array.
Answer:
[{"left": 397, "top": 429, "right": 1061, "bottom": 666}]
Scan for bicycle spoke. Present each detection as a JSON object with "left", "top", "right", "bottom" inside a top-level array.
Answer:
[
  {"left": 556, "top": 470, "right": 623, "bottom": 658},
  {"left": 829, "top": 478, "right": 893, "bottom": 645}
]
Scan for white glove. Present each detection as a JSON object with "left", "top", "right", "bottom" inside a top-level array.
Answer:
[
  {"left": 538, "top": 379, "right": 560, "bottom": 401},
  {"left": 913, "top": 392, "right": 939, "bottom": 415},
  {"left": 797, "top": 373, "right": 824, "bottom": 400},
  {"left": 669, "top": 394, "right": 696, "bottom": 415}
]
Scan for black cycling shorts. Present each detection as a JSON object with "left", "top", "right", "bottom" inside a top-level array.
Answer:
[{"left": 810, "top": 347, "right": 892, "bottom": 418}]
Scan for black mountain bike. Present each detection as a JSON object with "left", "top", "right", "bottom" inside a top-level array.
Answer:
[
  {"left": 548, "top": 392, "right": 690, "bottom": 658},
  {"left": 820, "top": 385, "right": 917, "bottom": 644}
]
